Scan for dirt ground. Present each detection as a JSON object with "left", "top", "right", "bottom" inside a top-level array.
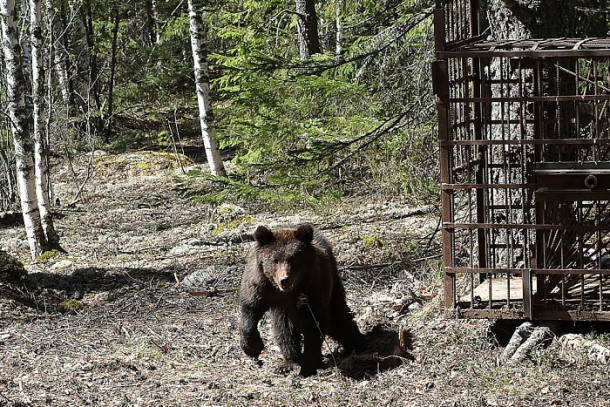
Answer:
[{"left": 1, "top": 151, "right": 610, "bottom": 407}]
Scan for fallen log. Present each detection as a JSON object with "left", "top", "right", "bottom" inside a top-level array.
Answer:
[
  {"left": 499, "top": 321, "right": 533, "bottom": 364},
  {"left": 510, "top": 325, "right": 555, "bottom": 363},
  {"left": 500, "top": 321, "right": 558, "bottom": 364}
]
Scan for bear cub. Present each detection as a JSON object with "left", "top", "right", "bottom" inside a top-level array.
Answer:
[{"left": 239, "top": 224, "right": 365, "bottom": 377}]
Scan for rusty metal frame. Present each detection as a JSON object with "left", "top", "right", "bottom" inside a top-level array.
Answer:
[{"left": 435, "top": 0, "right": 610, "bottom": 321}]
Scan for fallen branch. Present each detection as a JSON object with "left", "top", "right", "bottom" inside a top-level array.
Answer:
[
  {"left": 510, "top": 325, "right": 555, "bottom": 363},
  {"left": 500, "top": 321, "right": 533, "bottom": 364},
  {"left": 500, "top": 321, "right": 557, "bottom": 364}
]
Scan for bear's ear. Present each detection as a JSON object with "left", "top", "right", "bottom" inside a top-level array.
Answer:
[
  {"left": 254, "top": 226, "right": 274, "bottom": 246},
  {"left": 296, "top": 224, "right": 314, "bottom": 244}
]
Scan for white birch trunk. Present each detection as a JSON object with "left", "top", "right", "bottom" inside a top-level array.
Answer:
[
  {"left": 30, "top": 0, "right": 59, "bottom": 246},
  {"left": 53, "top": 42, "right": 72, "bottom": 107},
  {"left": 151, "top": 0, "right": 160, "bottom": 45},
  {"left": 1, "top": 0, "right": 47, "bottom": 258},
  {"left": 187, "top": 0, "right": 226, "bottom": 177},
  {"left": 335, "top": 4, "right": 342, "bottom": 59},
  {"left": 19, "top": 0, "right": 31, "bottom": 79},
  {"left": 45, "top": 0, "right": 72, "bottom": 107}
]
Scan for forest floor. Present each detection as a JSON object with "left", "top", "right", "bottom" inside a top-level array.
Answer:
[{"left": 1, "top": 151, "right": 610, "bottom": 406}]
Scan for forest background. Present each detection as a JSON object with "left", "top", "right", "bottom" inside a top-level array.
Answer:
[
  {"left": 1, "top": 0, "right": 610, "bottom": 248},
  {"left": 0, "top": 0, "right": 438, "bottom": 228}
]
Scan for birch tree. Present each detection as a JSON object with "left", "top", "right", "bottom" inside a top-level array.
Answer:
[
  {"left": 1, "top": 0, "right": 61, "bottom": 258},
  {"left": 30, "top": 0, "right": 59, "bottom": 247},
  {"left": 187, "top": 0, "right": 226, "bottom": 177},
  {"left": 105, "top": 5, "right": 120, "bottom": 138},
  {"left": 47, "top": 0, "right": 74, "bottom": 109}
]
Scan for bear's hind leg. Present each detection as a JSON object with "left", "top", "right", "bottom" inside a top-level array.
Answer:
[{"left": 329, "top": 283, "right": 365, "bottom": 354}]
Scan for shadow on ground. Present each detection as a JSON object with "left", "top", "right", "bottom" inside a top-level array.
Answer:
[
  {"left": 335, "top": 324, "right": 414, "bottom": 380},
  {"left": 1, "top": 266, "right": 176, "bottom": 313}
]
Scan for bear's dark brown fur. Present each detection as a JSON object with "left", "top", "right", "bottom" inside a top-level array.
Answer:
[{"left": 239, "top": 224, "right": 365, "bottom": 377}]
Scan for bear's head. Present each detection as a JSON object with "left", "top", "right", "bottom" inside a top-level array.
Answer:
[{"left": 253, "top": 224, "right": 315, "bottom": 293}]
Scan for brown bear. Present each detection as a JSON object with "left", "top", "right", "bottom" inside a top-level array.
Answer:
[{"left": 239, "top": 224, "right": 365, "bottom": 377}]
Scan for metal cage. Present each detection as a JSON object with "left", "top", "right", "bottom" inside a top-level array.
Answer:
[{"left": 434, "top": 0, "right": 610, "bottom": 320}]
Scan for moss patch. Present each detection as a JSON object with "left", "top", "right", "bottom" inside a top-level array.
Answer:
[{"left": 59, "top": 298, "right": 85, "bottom": 312}]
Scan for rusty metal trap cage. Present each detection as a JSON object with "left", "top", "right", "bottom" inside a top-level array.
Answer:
[{"left": 433, "top": 0, "right": 610, "bottom": 320}]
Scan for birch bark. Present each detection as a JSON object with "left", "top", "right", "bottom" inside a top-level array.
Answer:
[
  {"left": 1, "top": 0, "right": 48, "bottom": 257},
  {"left": 30, "top": 0, "right": 60, "bottom": 246},
  {"left": 187, "top": 0, "right": 226, "bottom": 177},
  {"left": 47, "top": 0, "right": 74, "bottom": 109}
]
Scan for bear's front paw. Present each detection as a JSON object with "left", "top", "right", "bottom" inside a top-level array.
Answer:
[
  {"left": 242, "top": 336, "right": 264, "bottom": 358},
  {"left": 274, "top": 360, "right": 300, "bottom": 375}
]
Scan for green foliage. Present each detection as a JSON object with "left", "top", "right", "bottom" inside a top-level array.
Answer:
[
  {"left": 39, "top": 0, "right": 441, "bottom": 210},
  {"left": 205, "top": 0, "right": 439, "bottom": 205},
  {"left": 10, "top": 0, "right": 607, "bottom": 215}
]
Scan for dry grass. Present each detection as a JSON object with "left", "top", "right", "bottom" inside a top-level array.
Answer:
[{"left": 1, "top": 153, "right": 610, "bottom": 406}]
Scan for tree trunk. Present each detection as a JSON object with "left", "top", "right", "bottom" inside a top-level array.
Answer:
[
  {"left": 482, "top": 0, "right": 576, "bottom": 40},
  {"left": 187, "top": 0, "right": 226, "bottom": 177},
  {"left": 145, "top": 0, "right": 160, "bottom": 46},
  {"left": 0, "top": 137, "right": 17, "bottom": 209},
  {"left": 18, "top": 0, "right": 31, "bottom": 79},
  {"left": 335, "top": 2, "right": 342, "bottom": 60},
  {"left": 295, "top": 0, "right": 320, "bottom": 59},
  {"left": 1, "top": 0, "right": 49, "bottom": 258},
  {"left": 30, "top": 0, "right": 60, "bottom": 248},
  {"left": 81, "top": 0, "right": 101, "bottom": 113},
  {"left": 105, "top": 6, "right": 120, "bottom": 140},
  {"left": 481, "top": 0, "right": 578, "bottom": 283},
  {"left": 49, "top": 0, "right": 75, "bottom": 109},
  {"left": 54, "top": 45, "right": 73, "bottom": 107}
]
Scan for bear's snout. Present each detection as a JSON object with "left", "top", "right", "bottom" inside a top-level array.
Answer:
[{"left": 274, "top": 263, "right": 295, "bottom": 292}]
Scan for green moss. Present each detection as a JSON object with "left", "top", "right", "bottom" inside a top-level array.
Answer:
[
  {"left": 36, "top": 250, "right": 62, "bottom": 262},
  {"left": 93, "top": 151, "right": 193, "bottom": 177},
  {"left": 211, "top": 224, "right": 226, "bottom": 235},
  {"left": 134, "top": 161, "right": 152, "bottom": 170},
  {"left": 360, "top": 235, "right": 383, "bottom": 248},
  {"left": 211, "top": 214, "right": 254, "bottom": 236},
  {"left": 60, "top": 298, "right": 84, "bottom": 312}
]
